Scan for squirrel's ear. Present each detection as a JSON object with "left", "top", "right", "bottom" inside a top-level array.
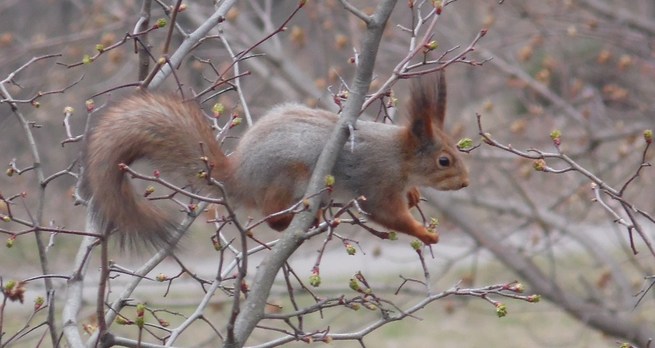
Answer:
[{"left": 407, "top": 71, "right": 447, "bottom": 139}]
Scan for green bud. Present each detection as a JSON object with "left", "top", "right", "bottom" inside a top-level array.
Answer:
[
  {"left": 212, "top": 238, "right": 222, "bottom": 251},
  {"left": 495, "top": 303, "right": 508, "bottom": 318},
  {"left": 325, "top": 175, "right": 335, "bottom": 187},
  {"left": 6, "top": 235, "right": 15, "bottom": 248},
  {"left": 456, "top": 138, "right": 474, "bottom": 150},
  {"left": 349, "top": 278, "right": 360, "bottom": 292},
  {"left": 212, "top": 103, "right": 225, "bottom": 118},
  {"left": 116, "top": 316, "right": 132, "bottom": 325},
  {"left": 410, "top": 239, "right": 422, "bottom": 251},
  {"left": 136, "top": 303, "right": 145, "bottom": 317},
  {"left": 644, "top": 129, "right": 653, "bottom": 144},
  {"left": 345, "top": 243, "right": 356, "bottom": 255},
  {"left": 309, "top": 273, "right": 321, "bottom": 287},
  {"left": 34, "top": 296, "right": 45, "bottom": 310},
  {"left": 230, "top": 117, "right": 242, "bottom": 129},
  {"left": 156, "top": 18, "right": 167, "bottom": 28},
  {"left": 527, "top": 294, "right": 541, "bottom": 303},
  {"left": 144, "top": 186, "right": 155, "bottom": 197},
  {"left": 533, "top": 159, "right": 546, "bottom": 171},
  {"left": 550, "top": 129, "right": 562, "bottom": 146},
  {"left": 424, "top": 40, "right": 438, "bottom": 51},
  {"left": 5, "top": 280, "right": 16, "bottom": 291}
]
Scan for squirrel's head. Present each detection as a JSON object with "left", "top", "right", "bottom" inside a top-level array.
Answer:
[{"left": 402, "top": 71, "right": 469, "bottom": 191}]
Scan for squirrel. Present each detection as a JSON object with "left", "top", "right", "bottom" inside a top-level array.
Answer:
[{"left": 82, "top": 71, "right": 469, "bottom": 249}]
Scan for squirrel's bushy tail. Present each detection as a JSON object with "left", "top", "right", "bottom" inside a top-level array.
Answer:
[{"left": 82, "top": 93, "right": 228, "bottom": 249}]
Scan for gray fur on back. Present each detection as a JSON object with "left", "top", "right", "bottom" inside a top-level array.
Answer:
[{"left": 230, "top": 104, "right": 409, "bottom": 205}]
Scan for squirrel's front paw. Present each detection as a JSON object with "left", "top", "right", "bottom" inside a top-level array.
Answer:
[{"left": 417, "top": 228, "right": 439, "bottom": 244}]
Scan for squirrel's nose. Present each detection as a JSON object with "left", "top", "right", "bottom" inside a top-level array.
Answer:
[{"left": 460, "top": 178, "right": 469, "bottom": 188}]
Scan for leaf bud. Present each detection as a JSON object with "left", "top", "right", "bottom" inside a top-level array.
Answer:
[
  {"left": 309, "top": 272, "right": 321, "bottom": 287},
  {"left": 85, "top": 99, "right": 95, "bottom": 112},
  {"left": 550, "top": 129, "right": 561, "bottom": 146},
  {"left": 349, "top": 278, "right": 360, "bottom": 292},
  {"left": 116, "top": 316, "right": 133, "bottom": 325},
  {"left": 424, "top": 40, "right": 439, "bottom": 51},
  {"left": 156, "top": 18, "right": 167, "bottom": 28},
  {"left": 533, "top": 159, "right": 547, "bottom": 171},
  {"left": 212, "top": 103, "right": 225, "bottom": 118},
  {"left": 230, "top": 116, "right": 242, "bottom": 129},
  {"left": 144, "top": 186, "right": 155, "bottom": 197},
  {"left": 6, "top": 234, "right": 15, "bottom": 247},
  {"left": 345, "top": 243, "right": 356, "bottom": 255},
  {"left": 527, "top": 294, "right": 541, "bottom": 303},
  {"left": 136, "top": 303, "right": 145, "bottom": 317},
  {"left": 324, "top": 174, "right": 335, "bottom": 187},
  {"left": 644, "top": 129, "right": 653, "bottom": 144},
  {"left": 495, "top": 303, "right": 508, "bottom": 317},
  {"left": 457, "top": 138, "right": 474, "bottom": 150},
  {"left": 34, "top": 296, "right": 45, "bottom": 310}
]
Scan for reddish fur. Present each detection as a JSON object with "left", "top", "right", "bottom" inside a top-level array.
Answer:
[
  {"left": 83, "top": 71, "right": 467, "bottom": 249},
  {"left": 365, "top": 191, "right": 439, "bottom": 244},
  {"left": 260, "top": 162, "right": 311, "bottom": 231},
  {"left": 406, "top": 187, "right": 421, "bottom": 208}
]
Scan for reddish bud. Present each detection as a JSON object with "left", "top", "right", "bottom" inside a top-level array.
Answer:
[
  {"left": 136, "top": 303, "right": 145, "bottom": 317},
  {"left": 34, "top": 296, "right": 45, "bottom": 310},
  {"left": 644, "top": 129, "right": 653, "bottom": 144},
  {"left": 85, "top": 99, "right": 95, "bottom": 112}
]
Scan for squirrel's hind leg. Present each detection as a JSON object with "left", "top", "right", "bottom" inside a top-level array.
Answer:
[
  {"left": 261, "top": 185, "right": 297, "bottom": 231},
  {"left": 259, "top": 163, "right": 312, "bottom": 231}
]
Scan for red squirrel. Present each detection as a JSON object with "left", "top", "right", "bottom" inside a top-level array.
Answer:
[{"left": 82, "top": 72, "right": 469, "bottom": 249}]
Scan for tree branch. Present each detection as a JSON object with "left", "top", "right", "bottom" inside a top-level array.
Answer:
[{"left": 227, "top": 1, "right": 399, "bottom": 347}]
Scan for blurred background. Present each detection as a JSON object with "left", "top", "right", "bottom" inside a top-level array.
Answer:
[{"left": 0, "top": 0, "right": 653, "bottom": 347}]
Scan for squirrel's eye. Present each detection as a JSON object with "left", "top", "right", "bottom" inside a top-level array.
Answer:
[{"left": 438, "top": 156, "right": 451, "bottom": 167}]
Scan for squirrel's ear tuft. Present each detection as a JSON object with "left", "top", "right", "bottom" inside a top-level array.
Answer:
[{"left": 407, "top": 71, "right": 447, "bottom": 134}]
